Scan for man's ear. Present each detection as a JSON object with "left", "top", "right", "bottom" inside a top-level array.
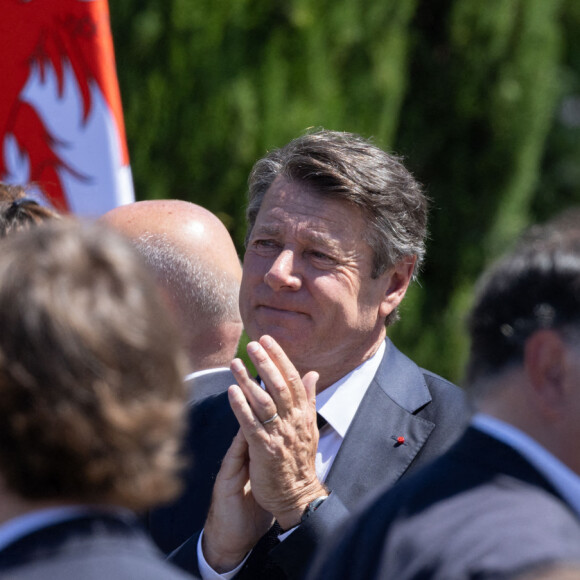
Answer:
[
  {"left": 378, "top": 256, "right": 417, "bottom": 319},
  {"left": 524, "top": 330, "right": 567, "bottom": 420}
]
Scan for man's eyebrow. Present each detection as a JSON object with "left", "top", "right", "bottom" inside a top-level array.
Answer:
[
  {"left": 252, "top": 223, "right": 340, "bottom": 250},
  {"left": 300, "top": 230, "right": 341, "bottom": 251},
  {"left": 252, "top": 224, "right": 281, "bottom": 236}
]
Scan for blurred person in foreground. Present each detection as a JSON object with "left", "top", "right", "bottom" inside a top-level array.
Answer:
[
  {"left": 0, "top": 219, "right": 198, "bottom": 579},
  {"left": 101, "top": 199, "right": 243, "bottom": 405},
  {"left": 307, "top": 211, "right": 580, "bottom": 580},
  {"left": 162, "top": 129, "right": 470, "bottom": 579},
  {"left": 0, "top": 182, "right": 60, "bottom": 237}
]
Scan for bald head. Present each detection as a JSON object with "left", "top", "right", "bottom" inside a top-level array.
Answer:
[
  {"left": 101, "top": 200, "right": 243, "bottom": 371},
  {"left": 102, "top": 200, "right": 242, "bottom": 281}
]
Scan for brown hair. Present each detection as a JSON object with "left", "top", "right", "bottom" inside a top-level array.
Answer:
[{"left": 0, "top": 219, "right": 188, "bottom": 511}]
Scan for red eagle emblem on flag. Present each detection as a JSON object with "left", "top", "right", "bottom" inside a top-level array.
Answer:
[{"left": 0, "top": 0, "right": 134, "bottom": 215}]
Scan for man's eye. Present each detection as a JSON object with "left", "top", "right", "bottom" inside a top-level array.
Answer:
[
  {"left": 309, "top": 250, "right": 336, "bottom": 264},
  {"left": 253, "top": 239, "right": 278, "bottom": 249}
]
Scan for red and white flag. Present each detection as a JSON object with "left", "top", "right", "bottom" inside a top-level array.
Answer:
[{"left": 0, "top": 0, "right": 134, "bottom": 216}]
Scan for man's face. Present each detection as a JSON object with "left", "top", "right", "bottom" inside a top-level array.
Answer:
[{"left": 240, "top": 177, "right": 407, "bottom": 390}]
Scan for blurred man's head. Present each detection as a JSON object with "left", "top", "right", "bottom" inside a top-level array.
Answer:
[
  {"left": 0, "top": 219, "right": 188, "bottom": 513},
  {"left": 101, "top": 200, "right": 243, "bottom": 372},
  {"left": 466, "top": 213, "right": 580, "bottom": 473}
]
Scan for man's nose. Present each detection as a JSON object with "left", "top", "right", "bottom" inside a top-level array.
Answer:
[{"left": 264, "top": 249, "right": 301, "bottom": 291}]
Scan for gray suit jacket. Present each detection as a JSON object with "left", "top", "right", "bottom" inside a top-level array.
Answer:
[
  {"left": 308, "top": 427, "right": 580, "bottom": 580},
  {"left": 186, "top": 368, "right": 237, "bottom": 405},
  {"left": 153, "top": 338, "right": 470, "bottom": 578},
  {"left": 0, "top": 512, "right": 197, "bottom": 580}
]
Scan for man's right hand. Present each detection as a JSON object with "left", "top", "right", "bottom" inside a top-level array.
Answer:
[
  {"left": 202, "top": 428, "right": 274, "bottom": 573},
  {"left": 227, "top": 335, "right": 324, "bottom": 532}
]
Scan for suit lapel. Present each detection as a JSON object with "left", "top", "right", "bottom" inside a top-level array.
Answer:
[{"left": 326, "top": 339, "right": 435, "bottom": 507}]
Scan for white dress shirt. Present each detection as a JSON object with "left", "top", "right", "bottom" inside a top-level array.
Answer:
[
  {"left": 472, "top": 413, "right": 580, "bottom": 517},
  {"left": 198, "top": 341, "right": 386, "bottom": 580}
]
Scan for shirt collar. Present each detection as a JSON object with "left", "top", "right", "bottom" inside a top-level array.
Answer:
[
  {"left": 472, "top": 413, "right": 580, "bottom": 517},
  {"left": 0, "top": 505, "right": 134, "bottom": 553},
  {"left": 184, "top": 367, "right": 230, "bottom": 382},
  {"left": 316, "top": 341, "right": 386, "bottom": 438}
]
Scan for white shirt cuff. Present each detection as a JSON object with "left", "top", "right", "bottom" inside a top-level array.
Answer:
[{"left": 197, "top": 529, "right": 251, "bottom": 580}]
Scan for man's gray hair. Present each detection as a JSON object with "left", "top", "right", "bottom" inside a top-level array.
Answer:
[{"left": 247, "top": 129, "right": 428, "bottom": 280}]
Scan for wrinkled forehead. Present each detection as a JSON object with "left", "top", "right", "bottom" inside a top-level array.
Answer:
[
  {"left": 256, "top": 179, "right": 364, "bottom": 236},
  {"left": 249, "top": 184, "right": 375, "bottom": 270}
]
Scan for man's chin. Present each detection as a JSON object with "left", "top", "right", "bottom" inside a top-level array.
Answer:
[{"left": 248, "top": 327, "right": 310, "bottom": 360}]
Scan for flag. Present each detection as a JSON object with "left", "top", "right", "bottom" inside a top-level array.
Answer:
[{"left": 0, "top": 0, "right": 134, "bottom": 215}]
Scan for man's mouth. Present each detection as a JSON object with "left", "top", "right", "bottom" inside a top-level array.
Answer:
[{"left": 257, "top": 304, "right": 308, "bottom": 317}]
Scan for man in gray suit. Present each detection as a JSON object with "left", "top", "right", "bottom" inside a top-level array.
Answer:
[
  {"left": 102, "top": 199, "right": 243, "bottom": 403},
  {"left": 0, "top": 220, "right": 196, "bottom": 579},
  {"left": 308, "top": 211, "right": 580, "bottom": 580},
  {"left": 161, "top": 129, "right": 470, "bottom": 579}
]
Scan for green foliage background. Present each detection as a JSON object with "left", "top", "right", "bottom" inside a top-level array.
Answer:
[{"left": 110, "top": 0, "right": 580, "bottom": 385}]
